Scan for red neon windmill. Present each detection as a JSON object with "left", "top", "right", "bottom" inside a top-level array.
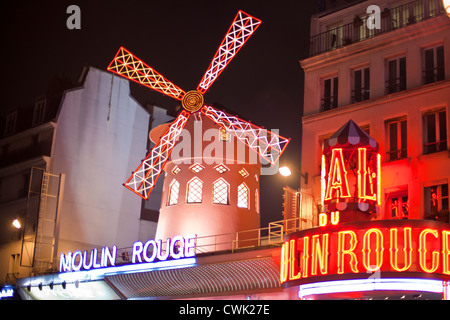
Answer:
[{"left": 107, "top": 10, "right": 290, "bottom": 200}]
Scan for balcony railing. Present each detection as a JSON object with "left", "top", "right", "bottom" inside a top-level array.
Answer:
[{"left": 309, "top": 0, "right": 445, "bottom": 57}]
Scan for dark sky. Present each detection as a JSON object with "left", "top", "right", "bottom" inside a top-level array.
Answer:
[{"left": 0, "top": 1, "right": 318, "bottom": 226}]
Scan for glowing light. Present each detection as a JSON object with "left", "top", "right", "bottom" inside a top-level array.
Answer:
[
  {"left": 298, "top": 278, "right": 445, "bottom": 299},
  {"left": 289, "top": 239, "right": 301, "bottom": 280},
  {"left": 419, "top": 229, "right": 440, "bottom": 273},
  {"left": 311, "top": 234, "right": 329, "bottom": 276},
  {"left": 12, "top": 219, "right": 21, "bottom": 229},
  {"left": 357, "top": 148, "right": 377, "bottom": 202},
  {"left": 279, "top": 166, "right": 292, "bottom": 177},
  {"left": 389, "top": 228, "right": 413, "bottom": 272},
  {"left": 337, "top": 230, "right": 359, "bottom": 274},
  {"left": 331, "top": 211, "right": 339, "bottom": 225},
  {"left": 324, "top": 148, "right": 351, "bottom": 201},
  {"left": 443, "top": 0, "right": 450, "bottom": 16},
  {"left": 362, "top": 228, "right": 384, "bottom": 272},
  {"left": 443, "top": 231, "right": 450, "bottom": 275},
  {"left": 107, "top": 47, "right": 185, "bottom": 100},
  {"left": 319, "top": 213, "right": 327, "bottom": 227},
  {"left": 197, "top": 10, "right": 262, "bottom": 94}
]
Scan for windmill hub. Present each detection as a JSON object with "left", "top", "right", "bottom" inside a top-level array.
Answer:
[{"left": 182, "top": 90, "right": 204, "bottom": 112}]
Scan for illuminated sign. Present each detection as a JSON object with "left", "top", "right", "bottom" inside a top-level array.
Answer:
[
  {"left": 59, "top": 234, "right": 197, "bottom": 273},
  {"left": 322, "top": 148, "right": 380, "bottom": 207},
  {"left": 280, "top": 220, "right": 450, "bottom": 285},
  {"left": 0, "top": 286, "right": 14, "bottom": 299}
]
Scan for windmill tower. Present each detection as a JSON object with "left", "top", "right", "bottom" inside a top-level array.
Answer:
[{"left": 107, "top": 10, "right": 290, "bottom": 249}]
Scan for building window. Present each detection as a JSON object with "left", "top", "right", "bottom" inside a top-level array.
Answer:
[
  {"left": 321, "top": 76, "right": 338, "bottom": 111},
  {"left": 186, "top": 177, "right": 203, "bottom": 203},
  {"left": 238, "top": 168, "right": 249, "bottom": 178},
  {"left": 219, "top": 127, "right": 231, "bottom": 142},
  {"left": 422, "top": 109, "right": 447, "bottom": 154},
  {"left": 423, "top": 45, "right": 445, "bottom": 85},
  {"left": 351, "top": 67, "right": 370, "bottom": 103},
  {"left": 189, "top": 163, "right": 205, "bottom": 173},
  {"left": 172, "top": 166, "right": 181, "bottom": 175},
  {"left": 385, "top": 117, "right": 407, "bottom": 161},
  {"left": 4, "top": 111, "right": 17, "bottom": 137},
  {"left": 424, "top": 183, "right": 449, "bottom": 219},
  {"left": 386, "top": 191, "right": 409, "bottom": 219},
  {"left": 168, "top": 179, "right": 180, "bottom": 206},
  {"left": 237, "top": 183, "right": 249, "bottom": 209},
  {"left": 214, "top": 164, "right": 230, "bottom": 174},
  {"left": 32, "top": 99, "right": 46, "bottom": 126},
  {"left": 386, "top": 56, "right": 406, "bottom": 94},
  {"left": 212, "top": 178, "right": 229, "bottom": 205}
]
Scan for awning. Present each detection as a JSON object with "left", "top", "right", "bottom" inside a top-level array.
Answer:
[
  {"left": 323, "top": 119, "right": 378, "bottom": 152},
  {"left": 105, "top": 257, "right": 281, "bottom": 299}
]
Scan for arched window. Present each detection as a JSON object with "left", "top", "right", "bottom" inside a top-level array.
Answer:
[
  {"left": 213, "top": 178, "right": 229, "bottom": 205},
  {"left": 237, "top": 183, "right": 249, "bottom": 209},
  {"left": 168, "top": 179, "right": 180, "bottom": 206},
  {"left": 186, "top": 177, "right": 203, "bottom": 203}
]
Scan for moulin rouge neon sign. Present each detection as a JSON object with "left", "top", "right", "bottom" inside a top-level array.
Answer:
[
  {"left": 59, "top": 234, "right": 196, "bottom": 273},
  {"left": 280, "top": 220, "right": 450, "bottom": 284}
]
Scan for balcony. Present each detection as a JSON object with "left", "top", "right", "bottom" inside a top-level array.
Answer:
[{"left": 309, "top": 0, "right": 445, "bottom": 57}]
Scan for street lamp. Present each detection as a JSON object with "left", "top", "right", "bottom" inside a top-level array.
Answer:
[
  {"left": 12, "top": 218, "right": 22, "bottom": 229},
  {"left": 443, "top": 0, "right": 450, "bottom": 16},
  {"left": 278, "top": 165, "right": 308, "bottom": 185},
  {"left": 279, "top": 166, "right": 292, "bottom": 177}
]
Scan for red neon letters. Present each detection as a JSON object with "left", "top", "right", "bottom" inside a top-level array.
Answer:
[{"left": 323, "top": 147, "right": 380, "bottom": 205}]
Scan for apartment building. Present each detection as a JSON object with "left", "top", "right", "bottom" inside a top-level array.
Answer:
[
  {"left": 0, "top": 66, "right": 150, "bottom": 285},
  {"left": 300, "top": 0, "right": 449, "bottom": 221}
]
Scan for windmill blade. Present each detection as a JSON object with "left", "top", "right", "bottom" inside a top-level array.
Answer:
[
  {"left": 108, "top": 47, "right": 186, "bottom": 100},
  {"left": 124, "top": 110, "right": 190, "bottom": 199},
  {"left": 201, "top": 106, "right": 289, "bottom": 165},
  {"left": 196, "top": 10, "right": 262, "bottom": 94}
]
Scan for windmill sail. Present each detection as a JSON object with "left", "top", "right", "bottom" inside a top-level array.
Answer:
[
  {"left": 124, "top": 111, "right": 190, "bottom": 199},
  {"left": 201, "top": 106, "right": 290, "bottom": 164}
]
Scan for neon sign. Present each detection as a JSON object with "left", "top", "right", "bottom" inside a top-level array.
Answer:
[
  {"left": 280, "top": 220, "right": 450, "bottom": 285},
  {"left": 59, "top": 234, "right": 197, "bottom": 273}
]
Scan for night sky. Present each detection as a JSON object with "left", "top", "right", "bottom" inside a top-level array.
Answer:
[{"left": 1, "top": 1, "right": 318, "bottom": 227}]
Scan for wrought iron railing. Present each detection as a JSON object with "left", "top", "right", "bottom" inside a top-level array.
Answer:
[{"left": 309, "top": 0, "right": 445, "bottom": 57}]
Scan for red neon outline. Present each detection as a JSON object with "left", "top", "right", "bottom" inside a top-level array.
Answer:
[
  {"left": 390, "top": 227, "right": 413, "bottom": 272},
  {"left": 337, "top": 230, "right": 359, "bottom": 274},
  {"left": 197, "top": 10, "right": 262, "bottom": 94},
  {"left": 418, "top": 228, "right": 440, "bottom": 273},
  {"left": 311, "top": 234, "right": 329, "bottom": 276},
  {"left": 362, "top": 228, "right": 384, "bottom": 272},
  {"left": 357, "top": 148, "right": 378, "bottom": 202},
  {"left": 324, "top": 148, "right": 351, "bottom": 201},
  {"left": 443, "top": 231, "right": 450, "bottom": 275},
  {"left": 107, "top": 47, "right": 186, "bottom": 101}
]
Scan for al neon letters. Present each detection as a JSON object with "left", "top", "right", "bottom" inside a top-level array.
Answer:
[{"left": 280, "top": 221, "right": 450, "bottom": 284}]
